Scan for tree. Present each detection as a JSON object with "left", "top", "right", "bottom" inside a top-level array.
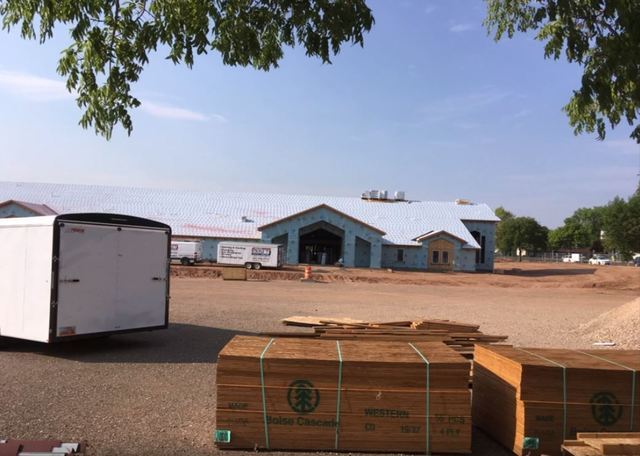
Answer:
[
  {"left": 0, "top": 0, "right": 374, "bottom": 139},
  {"left": 485, "top": 1, "right": 640, "bottom": 143},
  {"left": 495, "top": 206, "right": 514, "bottom": 221},
  {"left": 602, "top": 192, "right": 640, "bottom": 258},
  {"left": 548, "top": 206, "right": 605, "bottom": 250},
  {"left": 497, "top": 216, "right": 549, "bottom": 260}
]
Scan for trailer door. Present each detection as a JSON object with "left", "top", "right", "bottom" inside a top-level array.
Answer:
[
  {"left": 114, "top": 227, "right": 168, "bottom": 329},
  {"left": 56, "top": 223, "right": 119, "bottom": 336}
]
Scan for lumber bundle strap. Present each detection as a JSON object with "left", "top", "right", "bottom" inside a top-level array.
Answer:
[
  {"left": 516, "top": 348, "right": 569, "bottom": 442},
  {"left": 576, "top": 350, "right": 637, "bottom": 431},
  {"left": 260, "top": 338, "right": 276, "bottom": 448},
  {"left": 409, "top": 343, "right": 431, "bottom": 456},
  {"left": 259, "top": 338, "right": 347, "bottom": 451}
]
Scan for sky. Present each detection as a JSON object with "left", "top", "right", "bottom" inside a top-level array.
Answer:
[{"left": 0, "top": 1, "right": 638, "bottom": 228}]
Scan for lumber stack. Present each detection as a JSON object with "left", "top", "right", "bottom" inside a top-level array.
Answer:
[
  {"left": 264, "top": 316, "right": 508, "bottom": 359},
  {"left": 215, "top": 336, "right": 472, "bottom": 453},
  {"left": 472, "top": 345, "right": 640, "bottom": 456},
  {"left": 562, "top": 432, "right": 640, "bottom": 455}
]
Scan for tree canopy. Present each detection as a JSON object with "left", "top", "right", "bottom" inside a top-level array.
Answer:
[
  {"left": 0, "top": 0, "right": 374, "bottom": 138},
  {"left": 496, "top": 212, "right": 549, "bottom": 258},
  {"left": 547, "top": 206, "right": 605, "bottom": 250},
  {"left": 485, "top": 0, "right": 640, "bottom": 143}
]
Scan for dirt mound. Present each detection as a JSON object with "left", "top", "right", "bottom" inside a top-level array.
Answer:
[{"left": 575, "top": 297, "right": 640, "bottom": 349}]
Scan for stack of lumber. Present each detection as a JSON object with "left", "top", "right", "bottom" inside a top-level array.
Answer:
[
  {"left": 562, "top": 432, "right": 640, "bottom": 455},
  {"left": 262, "top": 315, "right": 508, "bottom": 358},
  {"left": 216, "top": 335, "right": 472, "bottom": 453},
  {"left": 472, "top": 345, "right": 640, "bottom": 456}
]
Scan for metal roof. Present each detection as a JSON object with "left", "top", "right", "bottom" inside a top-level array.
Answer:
[{"left": 0, "top": 182, "right": 499, "bottom": 247}]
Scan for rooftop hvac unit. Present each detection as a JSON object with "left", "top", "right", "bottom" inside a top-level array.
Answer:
[
  {"left": 394, "top": 190, "right": 406, "bottom": 201},
  {"left": 369, "top": 189, "right": 380, "bottom": 199},
  {"left": 361, "top": 191, "right": 370, "bottom": 199},
  {"left": 455, "top": 198, "right": 472, "bottom": 205},
  {"left": 380, "top": 190, "right": 388, "bottom": 200}
]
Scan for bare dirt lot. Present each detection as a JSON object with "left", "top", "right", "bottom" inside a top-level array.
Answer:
[{"left": 1, "top": 263, "right": 638, "bottom": 456}]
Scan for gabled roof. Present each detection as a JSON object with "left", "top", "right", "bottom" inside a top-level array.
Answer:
[
  {"left": 258, "top": 204, "right": 386, "bottom": 235},
  {"left": 0, "top": 199, "right": 58, "bottom": 216},
  {"left": 0, "top": 182, "right": 498, "bottom": 247},
  {"left": 413, "top": 229, "right": 478, "bottom": 248}
]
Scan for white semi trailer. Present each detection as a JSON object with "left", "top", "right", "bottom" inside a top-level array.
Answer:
[
  {"left": 0, "top": 213, "right": 171, "bottom": 343},
  {"left": 217, "top": 242, "right": 284, "bottom": 269}
]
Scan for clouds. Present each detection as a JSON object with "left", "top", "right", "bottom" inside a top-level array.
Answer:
[
  {"left": 140, "top": 100, "right": 218, "bottom": 122},
  {"left": 449, "top": 23, "right": 475, "bottom": 33},
  {"left": 0, "top": 68, "right": 225, "bottom": 123},
  {"left": 0, "top": 70, "right": 71, "bottom": 101},
  {"left": 420, "top": 88, "right": 512, "bottom": 124}
]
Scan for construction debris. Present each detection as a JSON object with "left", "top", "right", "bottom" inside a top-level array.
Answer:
[
  {"left": 562, "top": 432, "right": 640, "bottom": 455},
  {"left": 0, "top": 440, "right": 84, "bottom": 456},
  {"left": 215, "top": 335, "right": 472, "bottom": 453},
  {"left": 472, "top": 345, "right": 640, "bottom": 456},
  {"left": 268, "top": 316, "right": 508, "bottom": 359}
]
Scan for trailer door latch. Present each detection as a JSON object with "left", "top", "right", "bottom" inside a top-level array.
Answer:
[
  {"left": 152, "top": 277, "right": 166, "bottom": 281},
  {"left": 59, "top": 278, "right": 80, "bottom": 283}
]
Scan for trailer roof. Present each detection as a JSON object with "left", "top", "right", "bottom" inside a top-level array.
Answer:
[{"left": 0, "top": 182, "right": 499, "bottom": 247}]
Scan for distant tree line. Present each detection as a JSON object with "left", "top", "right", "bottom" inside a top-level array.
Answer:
[{"left": 496, "top": 186, "right": 640, "bottom": 260}]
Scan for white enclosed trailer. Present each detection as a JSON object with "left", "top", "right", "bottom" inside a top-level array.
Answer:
[
  {"left": 171, "top": 240, "right": 203, "bottom": 265},
  {"left": 216, "top": 242, "right": 284, "bottom": 269},
  {"left": 0, "top": 213, "right": 171, "bottom": 343}
]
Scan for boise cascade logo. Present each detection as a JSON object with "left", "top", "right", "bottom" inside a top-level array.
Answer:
[
  {"left": 287, "top": 380, "right": 320, "bottom": 414},
  {"left": 590, "top": 392, "right": 623, "bottom": 426}
]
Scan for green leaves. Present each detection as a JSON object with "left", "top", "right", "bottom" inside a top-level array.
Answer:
[
  {"left": 0, "top": 0, "right": 374, "bottom": 139},
  {"left": 485, "top": 0, "right": 640, "bottom": 143}
]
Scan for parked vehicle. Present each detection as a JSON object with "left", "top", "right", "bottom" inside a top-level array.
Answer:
[
  {"left": 171, "top": 240, "right": 203, "bottom": 265},
  {"left": 588, "top": 254, "right": 611, "bottom": 265},
  {"left": 216, "top": 242, "right": 284, "bottom": 269},
  {"left": 629, "top": 256, "right": 640, "bottom": 267},
  {"left": 562, "top": 253, "right": 586, "bottom": 263},
  {"left": 0, "top": 213, "right": 171, "bottom": 343}
]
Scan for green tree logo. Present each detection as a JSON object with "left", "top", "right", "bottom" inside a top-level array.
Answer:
[
  {"left": 287, "top": 380, "right": 320, "bottom": 414},
  {"left": 590, "top": 392, "right": 623, "bottom": 426}
]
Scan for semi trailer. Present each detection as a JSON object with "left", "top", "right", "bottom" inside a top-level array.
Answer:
[
  {"left": 0, "top": 213, "right": 171, "bottom": 343},
  {"left": 216, "top": 242, "right": 284, "bottom": 269}
]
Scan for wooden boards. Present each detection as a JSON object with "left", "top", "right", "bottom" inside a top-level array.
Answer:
[
  {"left": 472, "top": 345, "right": 640, "bottom": 456},
  {"left": 562, "top": 432, "right": 640, "bottom": 455},
  {"left": 273, "top": 316, "right": 508, "bottom": 359},
  {"left": 215, "top": 336, "right": 472, "bottom": 453}
]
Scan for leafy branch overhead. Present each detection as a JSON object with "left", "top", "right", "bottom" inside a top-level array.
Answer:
[
  {"left": 0, "top": 0, "right": 374, "bottom": 138},
  {"left": 485, "top": 0, "right": 640, "bottom": 143}
]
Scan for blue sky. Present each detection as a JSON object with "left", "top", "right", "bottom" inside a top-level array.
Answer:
[{"left": 0, "top": 0, "right": 638, "bottom": 228}]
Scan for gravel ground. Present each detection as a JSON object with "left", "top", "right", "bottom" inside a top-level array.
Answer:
[
  {"left": 575, "top": 296, "right": 640, "bottom": 348},
  {"left": 1, "top": 272, "right": 637, "bottom": 456}
]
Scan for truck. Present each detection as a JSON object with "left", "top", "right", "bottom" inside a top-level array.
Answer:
[
  {"left": 0, "top": 213, "right": 171, "bottom": 343},
  {"left": 562, "top": 253, "right": 586, "bottom": 263},
  {"left": 171, "top": 240, "right": 203, "bottom": 265},
  {"left": 216, "top": 242, "right": 284, "bottom": 270}
]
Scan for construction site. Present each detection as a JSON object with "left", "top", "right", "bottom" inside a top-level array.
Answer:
[{"left": 1, "top": 256, "right": 639, "bottom": 455}]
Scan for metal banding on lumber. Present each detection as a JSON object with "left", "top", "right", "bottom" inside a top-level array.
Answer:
[
  {"left": 335, "top": 340, "right": 343, "bottom": 450},
  {"left": 260, "top": 338, "right": 276, "bottom": 449},
  {"left": 576, "top": 350, "right": 637, "bottom": 431},
  {"left": 409, "top": 343, "right": 431, "bottom": 456},
  {"left": 516, "top": 348, "right": 569, "bottom": 442}
]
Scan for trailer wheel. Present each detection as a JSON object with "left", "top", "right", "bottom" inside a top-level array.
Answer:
[
  {"left": 180, "top": 257, "right": 190, "bottom": 266},
  {"left": 244, "top": 262, "right": 253, "bottom": 270},
  {"left": 253, "top": 263, "right": 262, "bottom": 270}
]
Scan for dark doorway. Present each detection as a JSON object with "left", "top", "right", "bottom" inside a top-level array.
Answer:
[{"left": 299, "top": 228, "right": 342, "bottom": 265}]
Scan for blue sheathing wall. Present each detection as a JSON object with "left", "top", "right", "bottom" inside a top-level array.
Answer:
[
  {"left": 259, "top": 206, "right": 384, "bottom": 268},
  {"left": 381, "top": 245, "right": 424, "bottom": 269},
  {"left": 0, "top": 204, "right": 38, "bottom": 218},
  {"left": 461, "top": 220, "right": 497, "bottom": 271}
]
